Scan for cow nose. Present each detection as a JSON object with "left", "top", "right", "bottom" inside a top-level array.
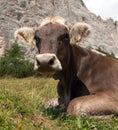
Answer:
[
  {"left": 36, "top": 56, "right": 55, "bottom": 66},
  {"left": 34, "top": 53, "right": 62, "bottom": 73}
]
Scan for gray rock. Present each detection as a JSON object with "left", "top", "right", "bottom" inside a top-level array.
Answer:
[
  {"left": 0, "top": 36, "right": 5, "bottom": 57},
  {"left": 0, "top": 0, "right": 118, "bottom": 60}
]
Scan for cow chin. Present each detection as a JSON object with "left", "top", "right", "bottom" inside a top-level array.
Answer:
[
  {"left": 38, "top": 69, "right": 56, "bottom": 76},
  {"left": 35, "top": 68, "right": 63, "bottom": 77}
]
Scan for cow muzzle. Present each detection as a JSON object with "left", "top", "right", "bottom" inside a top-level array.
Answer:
[{"left": 34, "top": 53, "right": 62, "bottom": 74}]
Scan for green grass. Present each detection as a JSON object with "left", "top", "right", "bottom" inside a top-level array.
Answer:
[{"left": 0, "top": 77, "right": 118, "bottom": 130}]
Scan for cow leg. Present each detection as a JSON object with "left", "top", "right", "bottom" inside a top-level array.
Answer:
[
  {"left": 44, "top": 98, "right": 59, "bottom": 109},
  {"left": 44, "top": 81, "right": 65, "bottom": 109},
  {"left": 67, "top": 93, "right": 118, "bottom": 116}
]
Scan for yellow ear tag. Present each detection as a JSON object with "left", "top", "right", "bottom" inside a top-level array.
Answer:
[
  {"left": 25, "top": 35, "right": 29, "bottom": 43},
  {"left": 75, "top": 35, "right": 82, "bottom": 42}
]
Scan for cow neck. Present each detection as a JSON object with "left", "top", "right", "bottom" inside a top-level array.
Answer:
[
  {"left": 59, "top": 44, "right": 77, "bottom": 106},
  {"left": 71, "top": 44, "right": 96, "bottom": 83},
  {"left": 63, "top": 45, "right": 77, "bottom": 83}
]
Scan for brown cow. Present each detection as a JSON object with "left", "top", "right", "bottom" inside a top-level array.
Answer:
[{"left": 15, "top": 16, "right": 118, "bottom": 116}]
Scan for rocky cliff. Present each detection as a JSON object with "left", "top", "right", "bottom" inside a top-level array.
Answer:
[{"left": 0, "top": 0, "right": 118, "bottom": 60}]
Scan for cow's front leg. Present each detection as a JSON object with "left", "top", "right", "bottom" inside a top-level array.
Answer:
[
  {"left": 67, "top": 92, "right": 118, "bottom": 116},
  {"left": 44, "top": 81, "right": 65, "bottom": 109},
  {"left": 44, "top": 98, "right": 59, "bottom": 109}
]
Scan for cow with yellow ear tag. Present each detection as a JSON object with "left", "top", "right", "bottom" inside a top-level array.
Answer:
[{"left": 14, "top": 16, "right": 118, "bottom": 116}]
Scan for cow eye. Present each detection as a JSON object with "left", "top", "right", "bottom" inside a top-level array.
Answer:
[
  {"left": 34, "top": 35, "right": 41, "bottom": 42},
  {"left": 58, "top": 33, "right": 69, "bottom": 41},
  {"left": 34, "top": 35, "right": 41, "bottom": 47}
]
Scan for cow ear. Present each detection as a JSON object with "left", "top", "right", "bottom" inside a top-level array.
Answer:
[
  {"left": 14, "top": 27, "right": 36, "bottom": 45},
  {"left": 70, "top": 23, "right": 91, "bottom": 44}
]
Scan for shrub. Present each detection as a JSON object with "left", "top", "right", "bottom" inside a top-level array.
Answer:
[
  {"left": 96, "top": 47, "right": 116, "bottom": 58},
  {"left": 0, "top": 43, "right": 35, "bottom": 78}
]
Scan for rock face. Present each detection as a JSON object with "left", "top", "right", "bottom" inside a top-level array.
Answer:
[
  {"left": 0, "top": 37, "right": 5, "bottom": 57},
  {"left": 0, "top": 0, "right": 118, "bottom": 59}
]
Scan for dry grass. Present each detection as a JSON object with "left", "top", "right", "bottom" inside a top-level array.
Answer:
[
  {"left": 0, "top": 77, "right": 118, "bottom": 130},
  {"left": 0, "top": 77, "right": 58, "bottom": 130}
]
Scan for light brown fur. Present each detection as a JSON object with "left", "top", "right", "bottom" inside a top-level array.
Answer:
[
  {"left": 70, "top": 22, "right": 91, "bottom": 44},
  {"left": 40, "top": 16, "right": 68, "bottom": 29},
  {"left": 14, "top": 27, "right": 35, "bottom": 45}
]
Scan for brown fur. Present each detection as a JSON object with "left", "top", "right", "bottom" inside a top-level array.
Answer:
[
  {"left": 14, "top": 16, "right": 118, "bottom": 116},
  {"left": 67, "top": 45, "right": 118, "bottom": 115}
]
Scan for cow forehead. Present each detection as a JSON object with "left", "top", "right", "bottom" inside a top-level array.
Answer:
[
  {"left": 37, "top": 23, "right": 69, "bottom": 38},
  {"left": 40, "top": 16, "right": 69, "bottom": 30}
]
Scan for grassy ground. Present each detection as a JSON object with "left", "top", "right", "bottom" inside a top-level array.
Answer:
[{"left": 0, "top": 77, "right": 118, "bottom": 130}]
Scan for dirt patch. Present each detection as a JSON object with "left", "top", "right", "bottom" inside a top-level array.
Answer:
[{"left": 33, "top": 114, "right": 59, "bottom": 130}]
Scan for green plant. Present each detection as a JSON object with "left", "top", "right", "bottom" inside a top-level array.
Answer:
[
  {"left": 0, "top": 43, "right": 35, "bottom": 78},
  {"left": 96, "top": 47, "right": 116, "bottom": 58}
]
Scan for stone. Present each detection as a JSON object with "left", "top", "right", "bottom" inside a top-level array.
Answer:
[
  {"left": 0, "top": 36, "right": 5, "bottom": 57},
  {"left": 0, "top": 0, "right": 118, "bottom": 61}
]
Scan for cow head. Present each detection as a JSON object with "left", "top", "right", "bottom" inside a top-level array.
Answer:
[{"left": 15, "top": 16, "right": 91, "bottom": 75}]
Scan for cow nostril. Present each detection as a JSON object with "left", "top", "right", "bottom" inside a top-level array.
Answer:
[
  {"left": 36, "top": 59, "right": 40, "bottom": 66},
  {"left": 48, "top": 57, "right": 54, "bottom": 66}
]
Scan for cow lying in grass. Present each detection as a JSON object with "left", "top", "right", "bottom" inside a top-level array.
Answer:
[{"left": 15, "top": 16, "right": 118, "bottom": 116}]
